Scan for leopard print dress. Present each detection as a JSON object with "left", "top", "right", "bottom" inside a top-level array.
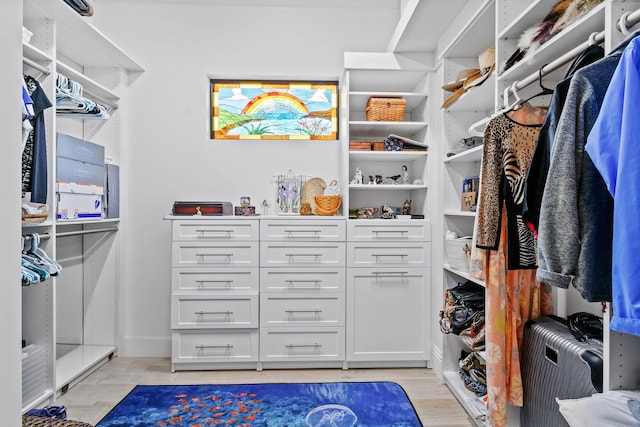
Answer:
[{"left": 475, "top": 113, "right": 541, "bottom": 269}]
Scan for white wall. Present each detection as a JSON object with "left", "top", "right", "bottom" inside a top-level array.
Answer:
[
  {"left": 2, "top": 0, "right": 24, "bottom": 421},
  {"left": 90, "top": 0, "right": 400, "bottom": 356}
]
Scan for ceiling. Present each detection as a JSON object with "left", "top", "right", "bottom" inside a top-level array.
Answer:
[
  {"left": 102, "top": 0, "right": 470, "bottom": 54},
  {"left": 389, "top": 0, "right": 470, "bottom": 53}
]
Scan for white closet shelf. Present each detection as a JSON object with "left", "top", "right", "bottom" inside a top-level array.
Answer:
[
  {"left": 55, "top": 344, "right": 115, "bottom": 394},
  {"left": 24, "top": 0, "right": 144, "bottom": 73},
  {"left": 349, "top": 121, "right": 428, "bottom": 137},
  {"left": 349, "top": 151, "right": 428, "bottom": 161},
  {"left": 349, "top": 184, "right": 428, "bottom": 190},
  {"left": 443, "top": 371, "right": 487, "bottom": 427},
  {"left": 23, "top": 42, "right": 52, "bottom": 64},
  {"left": 499, "top": 0, "right": 566, "bottom": 40},
  {"left": 437, "top": 0, "right": 495, "bottom": 59},
  {"left": 498, "top": 2, "right": 606, "bottom": 83},
  {"left": 443, "top": 265, "right": 485, "bottom": 288},
  {"left": 444, "top": 210, "right": 477, "bottom": 217},
  {"left": 56, "top": 61, "right": 120, "bottom": 109},
  {"left": 444, "top": 145, "right": 483, "bottom": 163}
]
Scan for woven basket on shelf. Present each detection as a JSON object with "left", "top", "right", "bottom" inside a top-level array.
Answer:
[
  {"left": 365, "top": 97, "right": 406, "bottom": 121},
  {"left": 314, "top": 195, "right": 341, "bottom": 216},
  {"left": 21, "top": 204, "right": 49, "bottom": 225}
]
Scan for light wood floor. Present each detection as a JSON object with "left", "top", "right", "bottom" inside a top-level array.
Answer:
[{"left": 56, "top": 357, "right": 475, "bottom": 426}]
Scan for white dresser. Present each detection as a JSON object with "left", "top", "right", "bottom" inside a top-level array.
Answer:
[
  {"left": 259, "top": 218, "right": 346, "bottom": 369},
  {"left": 167, "top": 216, "right": 430, "bottom": 370},
  {"left": 346, "top": 219, "right": 431, "bottom": 366},
  {"left": 170, "top": 218, "right": 260, "bottom": 371}
]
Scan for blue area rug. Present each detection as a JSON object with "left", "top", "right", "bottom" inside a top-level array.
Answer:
[{"left": 96, "top": 381, "right": 422, "bottom": 427}]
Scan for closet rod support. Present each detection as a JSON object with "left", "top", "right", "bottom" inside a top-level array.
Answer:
[{"left": 23, "top": 57, "right": 51, "bottom": 75}]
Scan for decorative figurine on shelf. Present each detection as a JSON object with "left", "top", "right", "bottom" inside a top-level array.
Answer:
[
  {"left": 369, "top": 175, "right": 375, "bottom": 185},
  {"left": 375, "top": 175, "right": 384, "bottom": 185},
  {"left": 386, "top": 174, "right": 402, "bottom": 184},
  {"left": 262, "top": 199, "right": 270, "bottom": 216},
  {"left": 300, "top": 202, "right": 313, "bottom": 215},
  {"left": 401, "top": 165, "right": 409, "bottom": 184},
  {"left": 403, "top": 199, "right": 412, "bottom": 215},
  {"left": 381, "top": 204, "right": 396, "bottom": 219},
  {"left": 351, "top": 168, "right": 363, "bottom": 184},
  {"left": 194, "top": 206, "right": 203, "bottom": 216}
]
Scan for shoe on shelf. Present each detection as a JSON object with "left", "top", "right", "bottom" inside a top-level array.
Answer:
[
  {"left": 447, "top": 136, "right": 483, "bottom": 157},
  {"left": 25, "top": 405, "right": 67, "bottom": 420}
]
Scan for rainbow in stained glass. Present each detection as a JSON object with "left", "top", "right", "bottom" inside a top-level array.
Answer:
[{"left": 211, "top": 80, "right": 338, "bottom": 140}]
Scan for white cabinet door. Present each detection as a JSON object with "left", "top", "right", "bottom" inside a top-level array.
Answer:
[{"left": 346, "top": 268, "right": 429, "bottom": 362}]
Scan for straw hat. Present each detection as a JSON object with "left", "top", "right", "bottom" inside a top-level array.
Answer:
[
  {"left": 442, "top": 68, "right": 480, "bottom": 92},
  {"left": 463, "top": 46, "right": 496, "bottom": 89},
  {"left": 441, "top": 46, "right": 495, "bottom": 109}
]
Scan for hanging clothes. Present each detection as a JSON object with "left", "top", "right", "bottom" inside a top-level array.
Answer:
[
  {"left": 536, "top": 34, "right": 640, "bottom": 303},
  {"left": 586, "top": 35, "right": 640, "bottom": 336},
  {"left": 473, "top": 108, "right": 553, "bottom": 427},
  {"left": 523, "top": 44, "right": 605, "bottom": 234},
  {"left": 22, "top": 75, "right": 52, "bottom": 204}
]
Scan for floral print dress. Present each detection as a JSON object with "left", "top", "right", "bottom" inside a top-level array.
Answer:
[{"left": 470, "top": 108, "right": 553, "bottom": 427}]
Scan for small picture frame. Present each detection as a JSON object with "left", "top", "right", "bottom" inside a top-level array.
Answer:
[{"left": 240, "top": 196, "right": 251, "bottom": 207}]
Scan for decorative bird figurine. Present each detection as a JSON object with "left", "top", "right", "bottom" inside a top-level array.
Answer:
[{"left": 386, "top": 174, "right": 402, "bottom": 184}]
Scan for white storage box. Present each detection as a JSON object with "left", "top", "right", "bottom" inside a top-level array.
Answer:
[
  {"left": 56, "top": 182, "right": 104, "bottom": 221},
  {"left": 22, "top": 344, "right": 47, "bottom": 406},
  {"left": 446, "top": 236, "right": 472, "bottom": 272}
]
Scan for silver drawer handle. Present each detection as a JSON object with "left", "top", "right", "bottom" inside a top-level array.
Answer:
[
  {"left": 195, "top": 310, "right": 233, "bottom": 315},
  {"left": 286, "top": 280, "right": 321, "bottom": 288},
  {"left": 373, "top": 230, "right": 408, "bottom": 233},
  {"left": 285, "top": 309, "right": 322, "bottom": 314},
  {"left": 372, "top": 271, "right": 409, "bottom": 276},
  {"left": 196, "top": 253, "right": 233, "bottom": 257},
  {"left": 285, "top": 343, "right": 321, "bottom": 348},
  {"left": 284, "top": 229, "right": 321, "bottom": 236},
  {"left": 196, "top": 280, "right": 233, "bottom": 288},
  {"left": 372, "top": 253, "right": 408, "bottom": 257},
  {"left": 196, "top": 229, "right": 234, "bottom": 234},
  {"left": 196, "top": 344, "right": 233, "bottom": 350},
  {"left": 285, "top": 253, "right": 323, "bottom": 257}
]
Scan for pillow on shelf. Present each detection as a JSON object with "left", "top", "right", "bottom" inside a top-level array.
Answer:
[{"left": 557, "top": 390, "right": 640, "bottom": 426}]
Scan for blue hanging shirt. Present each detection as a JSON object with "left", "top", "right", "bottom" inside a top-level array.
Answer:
[{"left": 586, "top": 36, "right": 640, "bottom": 336}]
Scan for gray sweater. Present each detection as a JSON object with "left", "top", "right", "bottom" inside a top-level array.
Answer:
[{"left": 536, "top": 53, "right": 619, "bottom": 302}]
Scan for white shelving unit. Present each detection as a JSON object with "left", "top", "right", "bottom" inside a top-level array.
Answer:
[
  {"left": 21, "top": 0, "right": 143, "bottom": 408},
  {"left": 434, "top": 1, "right": 640, "bottom": 425}
]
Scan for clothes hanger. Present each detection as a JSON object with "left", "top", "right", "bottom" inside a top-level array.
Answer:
[
  {"left": 468, "top": 82, "right": 523, "bottom": 136},
  {"left": 517, "top": 65, "right": 554, "bottom": 107}
]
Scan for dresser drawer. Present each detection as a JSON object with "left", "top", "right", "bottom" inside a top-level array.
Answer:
[
  {"left": 347, "top": 220, "right": 431, "bottom": 241},
  {"left": 260, "top": 219, "right": 345, "bottom": 241},
  {"left": 260, "top": 267, "right": 345, "bottom": 293},
  {"left": 260, "top": 242, "right": 345, "bottom": 267},
  {"left": 260, "top": 293, "right": 345, "bottom": 327},
  {"left": 172, "top": 268, "right": 259, "bottom": 293},
  {"left": 172, "top": 220, "right": 259, "bottom": 241},
  {"left": 172, "top": 330, "right": 258, "bottom": 363},
  {"left": 171, "top": 294, "right": 258, "bottom": 329},
  {"left": 172, "top": 242, "right": 258, "bottom": 267},
  {"left": 347, "top": 242, "right": 430, "bottom": 267},
  {"left": 260, "top": 327, "right": 345, "bottom": 361}
]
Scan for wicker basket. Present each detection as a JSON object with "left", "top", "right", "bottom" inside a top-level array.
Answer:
[
  {"left": 314, "top": 195, "right": 341, "bottom": 216},
  {"left": 366, "top": 97, "right": 406, "bottom": 121}
]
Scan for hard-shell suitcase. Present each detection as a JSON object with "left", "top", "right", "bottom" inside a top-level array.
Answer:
[{"left": 520, "top": 315, "right": 603, "bottom": 427}]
